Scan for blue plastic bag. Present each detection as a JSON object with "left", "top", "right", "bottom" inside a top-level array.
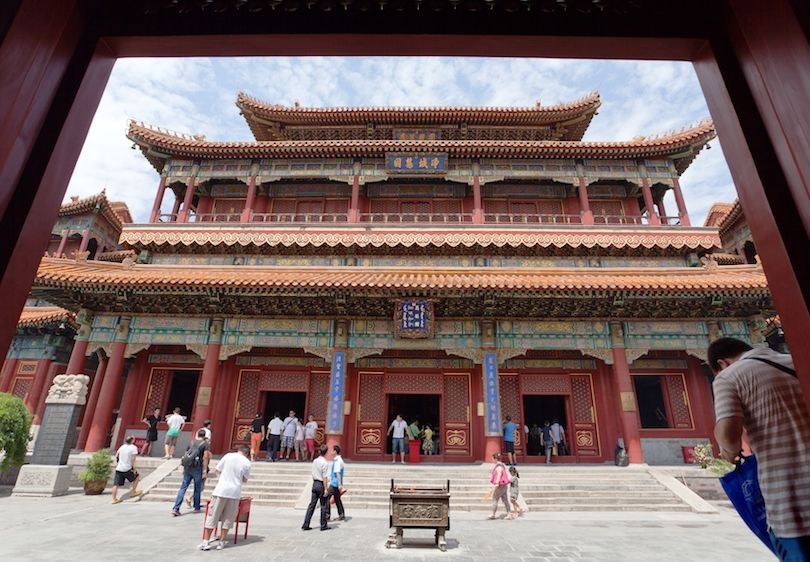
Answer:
[{"left": 719, "top": 454, "right": 776, "bottom": 554}]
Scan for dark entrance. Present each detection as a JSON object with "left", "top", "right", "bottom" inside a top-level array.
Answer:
[
  {"left": 166, "top": 370, "right": 200, "bottom": 420},
  {"left": 386, "top": 394, "right": 440, "bottom": 454},
  {"left": 263, "top": 391, "right": 307, "bottom": 425},
  {"left": 522, "top": 395, "right": 567, "bottom": 456}
]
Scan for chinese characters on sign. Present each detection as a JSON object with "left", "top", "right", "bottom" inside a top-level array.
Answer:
[
  {"left": 394, "top": 300, "right": 435, "bottom": 339},
  {"left": 386, "top": 153, "right": 447, "bottom": 174},
  {"left": 484, "top": 353, "right": 502, "bottom": 435},
  {"left": 392, "top": 129, "right": 440, "bottom": 141},
  {"left": 326, "top": 351, "right": 346, "bottom": 434}
]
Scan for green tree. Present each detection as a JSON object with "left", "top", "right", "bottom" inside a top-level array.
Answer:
[{"left": 0, "top": 393, "right": 32, "bottom": 472}]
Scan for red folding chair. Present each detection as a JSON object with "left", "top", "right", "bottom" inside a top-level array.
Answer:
[{"left": 202, "top": 497, "right": 252, "bottom": 545}]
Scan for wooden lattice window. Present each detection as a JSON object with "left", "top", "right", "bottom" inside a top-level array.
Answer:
[{"left": 591, "top": 200, "right": 625, "bottom": 224}]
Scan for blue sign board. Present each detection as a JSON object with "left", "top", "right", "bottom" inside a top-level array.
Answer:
[
  {"left": 484, "top": 352, "right": 501, "bottom": 435},
  {"left": 326, "top": 351, "right": 346, "bottom": 434},
  {"left": 386, "top": 152, "right": 447, "bottom": 174},
  {"left": 394, "top": 299, "right": 434, "bottom": 339}
]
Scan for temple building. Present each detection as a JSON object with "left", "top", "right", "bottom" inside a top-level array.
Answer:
[{"left": 4, "top": 92, "right": 773, "bottom": 464}]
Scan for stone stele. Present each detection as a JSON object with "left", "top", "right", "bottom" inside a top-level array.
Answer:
[{"left": 13, "top": 374, "right": 90, "bottom": 497}]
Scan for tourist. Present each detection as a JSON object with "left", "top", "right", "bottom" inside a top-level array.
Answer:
[
  {"left": 249, "top": 412, "right": 264, "bottom": 462},
  {"left": 487, "top": 452, "right": 514, "bottom": 520},
  {"left": 551, "top": 418, "right": 567, "bottom": 456},
  {"left": 164, "top": 407, "right": 185, "bottom": 459},
  {"left": 709, "top": 337, "right": 810, "bottom": 559},
  {"left": 528, "top": 423, "right": 541, "bottom": 456},
  {"left": 327, "top": 444, "right": 346, "bottom": 522},
  {"left": 304, "top": 414, "right": 318, "bottom": 461},
  {"left": 502, "top": 415, "right": 517, "bottom": 465},
  {"left": 281, "top": 410, "right": 298, "bottom": 460},
  {"left": 422, "top": 424, "right": 434, "bottom": 455},
  {"left": 173, "top": 429, "right": 210, "bottom": 516},
  {"left": 200, "top": 419, "right": 212, "bottom": 441},
  {"left": 301, "top": 444, "right": 331, "bottom": 532},
  {"left": 199, "top": 444, "right": 251, "bottom": 551},
  {"left": 266, "top": 412, "right": 283, "bottom": 462},
  {"left": 408, "top": 418, "right": 421, "bottom": 443},
  {"left": 508, "top": 465, "right": 527, "bottom": 516},
  {"left": 294, "top": 417, "right": 306, "bottom": 461},
  {"left": 540, "top": 420, "right": 554, "bottom": 464},
  {"left": 142, "top": 407, "right": 160, "bottom": 457},
  {"left": 111, "top": 435, "right": 142, "bottom": 504},
  {"left": 387, "top": 414, "right": 408, "bottom": 464}
]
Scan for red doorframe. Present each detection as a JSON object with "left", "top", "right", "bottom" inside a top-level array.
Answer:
[{"left": 1, "top": 0, "right": 807, "bottom": 408}]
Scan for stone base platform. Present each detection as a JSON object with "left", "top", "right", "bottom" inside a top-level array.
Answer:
[{"left": 12, "top": 465, "right": 73, "bottom": 497}]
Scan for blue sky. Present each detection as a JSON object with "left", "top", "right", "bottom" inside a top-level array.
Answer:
[{"left": 67, "top": 57, "right": 737, "bottom": 224}]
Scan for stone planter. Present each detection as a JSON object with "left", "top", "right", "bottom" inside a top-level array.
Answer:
[{"left": 83, "top": 480, "right": 107, "bottom": 495}]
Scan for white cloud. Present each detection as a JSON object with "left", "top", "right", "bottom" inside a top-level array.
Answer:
[{"left": 68, "top": 56, "right": 737, "bottom": 223}]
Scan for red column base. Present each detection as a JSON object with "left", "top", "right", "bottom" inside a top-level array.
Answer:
[
  {"left": 325, "top": 434, "right": 341, "bottom": 452},
  {"left": 484, "top": 436, "right": 501, "bottom": 462}
]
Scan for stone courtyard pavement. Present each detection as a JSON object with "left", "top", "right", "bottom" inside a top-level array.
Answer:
[{"left": 0, "top": 491, "right": 774, "bottom": 561}]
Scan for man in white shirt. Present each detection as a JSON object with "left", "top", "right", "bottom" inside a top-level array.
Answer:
[
  {"left": 199, "top": 445, "right": 251, "bottom": 551},
  {"left": 266, "top": 412, "right": 284, "bottom": 462},
  {"left": 301, "top": 444, "right": 331, "bottom": 531},
  {"left": 164, "top": 407, "right": 185, "bottom": 459},
  {"left": 387, "top": 414, "right": 408, "bottom": 464},
  {"left": 199, "top": 419, "right": 212, "bottom": 442},
  {"left": 281, "top": 410, "right": 299, "bottom": 461},
  {"left": 304, "top": 415, "right": 318, "bottom": 462},
  {"left": 112, "top": 435, "right": 142, "bottom": 504}
]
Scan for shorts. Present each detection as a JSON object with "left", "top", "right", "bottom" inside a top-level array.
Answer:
[
  {"left": 504, "top": 440, "right": 515, "bottom": 454},
  {"left": 146, "top": 430, "right": 158, "bottom": 443},
  {"left": 295, "top": 439, "right": 305, "bottom": 453},
  {"left": 113, "top": 469, "right": 137, "bottom": 486},
  {"left": 392, "top": 437, "right": 405, "bottom": 454},
  {"left": 164, "top": 434, "right": 178, "bottom": 447},
  {"left": 305, "top": 438, "right": 316, "bottom": 453},
  {"left": 205, "top": 496, "right": 240, "bottom": 530},
  {"left": 282, "top": 435, "right": 295, "bottom": 449}
]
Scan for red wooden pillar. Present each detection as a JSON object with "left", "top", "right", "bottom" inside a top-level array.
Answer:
[
  {"left": 178, "top": 178, "right": 196, "bottom": 223},
  {"left": 209, "top": 357, "right": 234, "bottom": 454},
  {"left": 77, "top": 229, "right": 90, "bottom": 252},
  {"left": 348, "top": 174, "right": 361, "bottom": 223},
  {"left": 240, "top": 176, "right": 257, "bottom": 223},
  {"left": 170, "top": 193, "right": 182, "bottom": 220},
  {"left": 85, "top": 317, "right": 130, "bottom": 451},
  {"left": 192, "top": 319, "right": 223, "bottom": 429},
  {"left": 149, "top": 176, "right": 168, "bottom": 223},
  {"left": 694, "top": 0, "right": 810, "bottom": 404},
  {"left": 0, "top": 358, "right": 18, "bottom": 393},
  {"left": 34, "top": 362, "right": 62, "bottom": 424},
  {"left": 66, "top": 312, "right": 91, "bottom": 374},
  {"left": 55, "top": 230, "right": 69, "bottom": 256},
  {"left": 639, "top": 177, "right": 660, "bottom": 225},
  {"left": 609, "top": 322, "right": 643, "bottom": 463},
  {"left": 112, "top": 353, "right": 145, "bottom": 448},
  {"left": 577, "top": 176, "right": 594, "bottom": 225},
  {"left": 656, "top": 196, "right": 669, "bottom": 225},
  {"left": 77, "top": 351, "right": 107, "bottom": 450},
  {"left": 670, "top": 177, "right": 691, "bottom": 226},
  {"left": 24, "top": 359, "right": 53, "bottom": 415},
  {"left": 471, "top": 174, "right": 484, "bottom": 224}
]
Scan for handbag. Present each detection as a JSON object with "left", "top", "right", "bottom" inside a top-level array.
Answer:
[
  {"left": 719, "top": 455, "right": 776, "bottom": 554},
  {"left": 552, "top": 443, "right": 558, "bottom": 456}
]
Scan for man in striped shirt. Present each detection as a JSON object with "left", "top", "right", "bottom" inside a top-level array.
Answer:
[{"left": 709, "top": 337, "right": 810, "bottom": 560}]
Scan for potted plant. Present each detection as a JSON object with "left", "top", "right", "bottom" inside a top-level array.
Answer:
[{"left": 78, "top": 449, "right": 112, "bottom": 495}]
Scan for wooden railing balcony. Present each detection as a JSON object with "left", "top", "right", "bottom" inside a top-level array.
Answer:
[
  {"left": 251, "top": 212, "right": 349, "bottom": 223},
  {"left": 483, "top": 213, "right": 582, "bottom": 225},
  {"left": 358, "top": 212, "right": 473, "bottom": 224}
]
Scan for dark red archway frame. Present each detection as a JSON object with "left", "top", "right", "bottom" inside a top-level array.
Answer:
[{"left": 1, "top": 0, "right": 808, "bottom": 405}]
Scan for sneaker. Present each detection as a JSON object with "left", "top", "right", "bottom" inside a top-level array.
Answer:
[
  {"left": 198, "top": 541, "right": 210, "bottom": 551},
  {"left": 131, "top": 490, "right": 141, "bottom": 498},
  {"left": 400, "top": 461, "right": 405, "bottom": 464},
  {"left": 171, "top": 509, "right": 181, "bottom": 517},
  {"left": 111, "top": 498, "right": 122, "bottom": 505},
  {"left": 216, "top": 541, "right": 226, "bottom": 550}
]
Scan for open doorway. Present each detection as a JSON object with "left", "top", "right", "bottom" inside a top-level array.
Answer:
[
  {"left": 166, "top": 370, "right": 200, "bottom": 421},
  {"left": 386, "top": 394, "right": 440, "bottom": 454},
  {"left": 263, "top": 391, "right": 307, "bottom": 426},
  {"left": 522, "top": 395, "right": 568, "bottom": 456}
]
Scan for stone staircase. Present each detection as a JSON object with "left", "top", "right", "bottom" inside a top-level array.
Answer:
[
  {"left": 143, "top": 461, "right": 311, "bottom": 507},
  {"left": 143, "top": 461, "right": 703, "bottom": 512}
]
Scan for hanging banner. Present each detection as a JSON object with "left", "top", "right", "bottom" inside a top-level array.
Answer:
[
  {"left": 484, "top": 352, "right": 502, "bottom": 435},
  {"left": 326, "top": 351, "right": 346, "bottom": 434}
]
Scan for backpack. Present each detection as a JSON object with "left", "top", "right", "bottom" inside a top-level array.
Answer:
[{"left": 181, "top": 441, "right": 205, "bottom": 469}]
